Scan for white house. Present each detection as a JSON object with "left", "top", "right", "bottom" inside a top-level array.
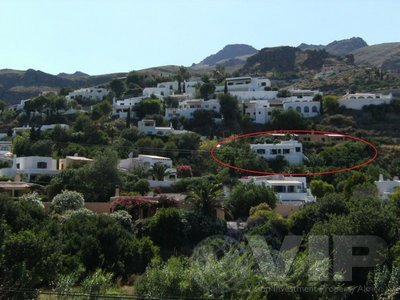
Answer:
[
  {"left": 119, "top": 154, "right": 177, "bottom": 183},
  {"left": 59, "top": 155, "right": 93, "bottom": 170},
  {"left": 112, "top": 96, "right": 144, "bottom": 119},
  {"left": 0, "top": 155, "right": 59, "bottom": 181},
  {"left": 66, "top": 87, "right": 109, "bottom": 101},
  {"left": 216, "top": 77, "right": 271, "bottom": 93},
  {"left": 282, "top": 97, "right": 320, "bottom": 118},
  {"left": 142, "top": 81, "right": 179, "bottom": 98},
  {"left": 229, "top": 91, "right": 278, "bottom": 101},
  {"left": 243, "top": 100, "right": 274, "bottom": 124},
  {"left": 12, "top": 124, "right": 69, "bottom": 136},
  {"left": 240, "top": 175, "right": 316, "bottom": 205},
  {"left": 9, "top": 98, "right": 32, "bottom": 112},
  {"left": 374, "top": 174, "right": 400, "bottom": 199},
  {"left": 184, "top": 80, "right": 202, "bottom": 96},
  {"left": 288, "top": 89, "right": 321, "bottom": 98},
  {"left": 339, "top": 93, "right": 393, "bottom": 110},
  {"left": 250, "top": 140, "right": 304, "bottom": 165},
  {"left": 138, "top": 119, "right": 188, "bottom": 136},
  {"left": 165, "top": 99, "right": 220, "bottom": 119}
]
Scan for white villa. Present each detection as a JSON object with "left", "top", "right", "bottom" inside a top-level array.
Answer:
[
  {"left": 66, "top": 87, "right": 109, "bottom": 101},
  {"left": 165, "top": 99, "right": 220, "bottom": 119},
  {"left": 59, "top": 155, "right": 93, "bottom": 170},
  {"left": 217, "top": 76, "right": 271, "bottom": 92},
  {"left": 12, "top": 124, "right": 70, "bottom": 137},
  {"left": 243, "top": 100, "right": 274, "bottom": 124},
  {"left": 374, "top": 174, "right": 400, "bottom": 199},
  {"left": 138, "top": 119, "right": 188, "bottom": 136},
  {"left": 340, "top": 93, "right": 393, "bottom": 110},
  {"left": 142, "top": 81, "right": 179, "bottom": 98},
  {"left": 119, "top": 154, "right": 177, "bottom": 183},
  {"left": 283, "top": 97, "right": 320, "bottom": 118},
  {"left": 112, "top": 96, "right": 144, "bottom": 119},
  {"left": 240, "top": 175, "right": 316, "bottom": 205},
  {"left": 251, "top": 140, "right": 304, "bottom": 165},
  {"left": 0, "top": 155, "right": 59, "bottom": 181}
]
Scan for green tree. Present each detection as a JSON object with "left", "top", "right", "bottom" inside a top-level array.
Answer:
[
  {"left": 109, "top": 79, "right": 126, "bottom": 98},
  {"left": 199, "top": 82, "right": 215, "bottom": 100},
  {"left": 151, "top": 162, "right": 169, "bottom": 181},
  {"left": 135, "top": 99, "right": 162, "bottom": 119},
  {"left": 226, "top": 181, "right": 276, "bottom": 220},
  {"left": 184, "top": 179, "right": 224, "bottom": 217},
  {"left": 52, "top": 190, "right": 85, "bottom": 214},
  {"left": 310, "top": 179, "right": 335, "bottom": 199},
  {"left": 270, "top": 108, "right": 306, "bottom": 129},
  {"left": 12, "top": 133, "right": 31, "bottom": 156},
  {"left": 322, "top": 95, "right": 340, "bottom": 114}
]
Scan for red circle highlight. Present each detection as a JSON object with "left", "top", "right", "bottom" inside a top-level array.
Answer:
[{"left": 210, "top": 130, "right": 378, "bottom": 176}]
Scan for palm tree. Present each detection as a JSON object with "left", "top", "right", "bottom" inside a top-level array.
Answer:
[
  {"left": 184, "top": 180, "right": 226, "bottom": 217},
  {"left": 151, "top": 162, "right": 170, "bottom": 181}
]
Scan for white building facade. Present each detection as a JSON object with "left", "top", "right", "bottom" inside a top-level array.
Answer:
[
  {"left": 283, "top": 98, "right": 320, "bottom": 118},
  {"left": 142, "top": 81, "right": 179, "bottom": 98},
  {"left": 66, "top": 87, "right": 109, "bottom": 101},
  {"left": 340, "top": 93, "right": 393, "bottom": 110},
  {"left": 165, "top": 99, "right": 220, "bottom": 119},
  {"left": 250, "top": 140, "right": 304, "bottom": 165},
  {"left": 138, "top": 119, "right": 188, "bottom": 136},
  {"left": 374, "top": 174, "right": 400, "bottom": 199},
  {"left": 112, "top": 96, "right": 144, "bottom": 119},
  {"left": 240, "top": 175, "right": 316, "bottom": 204},
  {"left": 0, "top": 155, "right": 59, "bottom": 181}
]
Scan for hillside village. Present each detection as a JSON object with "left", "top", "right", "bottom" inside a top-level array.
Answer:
[{"left": 2, "top": 40, "right": 400, "bottom": 298}]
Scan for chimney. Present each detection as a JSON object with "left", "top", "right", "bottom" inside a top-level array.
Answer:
[
  {"left": 379, "top": 174, "right": 384, "bottom": 181},
  {"left": 115, "top": 185, "right": 120, "bottom": 197}
]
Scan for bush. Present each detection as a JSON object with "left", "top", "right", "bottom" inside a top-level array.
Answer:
[
  {"left": 52, "top": 190, "right": 85, "bottom": 214},
  {"left": 20, "top": 192, "right": 44, "bottom": 209},
  {"left": 81, "top": 269, "right": 113, "bottom": 296}
]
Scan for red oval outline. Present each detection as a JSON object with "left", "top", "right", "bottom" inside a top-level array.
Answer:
[{"left": 210, "top": 130, "right": 379, "bottom": 176}]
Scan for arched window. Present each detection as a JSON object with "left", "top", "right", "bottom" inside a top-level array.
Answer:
[
  {"left": 287, "top": 106, "right": 293, "bottom": 110},
  {"left": 296, "top": 106, "right": 301, "bottom": 112},
  {"left": 312, "top": 106, "right": 318, "bottom": 112},
  {"left": 304, "top": 106, "right": 310, "bottom": 113}
]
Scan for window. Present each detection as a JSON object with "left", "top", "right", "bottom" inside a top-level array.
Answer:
[
  {"left": 273, "top": 186, "right": 285, "bottom": 193},
  {"left": 37, "top": 162, "right": 47, "bottom": 169},
  {"left": 277, "top": 149, "right": 282, "bottom": 154},
  {"left": 271, "top": 149, "right": 277, "bottom": 155},
  {"left": 287, "top": 186, "right": 295, "bottom": 193},
  {"left": 295, "top": 147, "right": 301, "bottom": 152},
  {"left": 283, "top": 149, "right": 290, "bottom": 154},
  {"left": 312, "top": 106, "right": 318, "bottom": 112},
  {"left": 16, "top": 163, "right": 20, "bottom": 169},
  {"left": 257, "top": 149, "right": 266, "bottom": 154},
  {"left": 268, "top": 112, "right": 271, "bottom": 115},
  {"left": 261, "top": 82, "right": 266, "bottom": 86},
  {"left": 296, "top": 106, "right": 301, "bottom": 112},
  {"left": 304, "top": 106, "right": 310, "bottom": 113}
]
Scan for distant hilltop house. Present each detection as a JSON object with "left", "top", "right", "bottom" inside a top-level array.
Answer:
[
  {"left": 374, "top": 174, "right": 400, "bottom": 199},
  {"left": 240, "top": 175, "right": 316, "bottom": 205},
  {"left": 65, "top": 87, "right": 109, "bottom": 101},
  {"left": 138, "top": 119, "right": 188, "bottom": 136},
  {"left": 165, "top": 99, "right": 220, "bottom": 120},
  {"left": 339, "top": 92, "right": 393, "bottom": 110},
  {"left": 251, "top": 140, "right": 305, "bottom": 165}
]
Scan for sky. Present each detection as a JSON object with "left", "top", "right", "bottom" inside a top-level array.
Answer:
[{"left": 1, "top": 0, "right": 399, "bottom": 75}]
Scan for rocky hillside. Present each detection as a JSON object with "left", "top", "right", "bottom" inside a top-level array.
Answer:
[
  {"left": 194, "top": 44, "right": 258, "bottom": 68},
  {"left": 298, "top": 37, "right": 368, "bottom": 56},
  {"left": 0, "top": 69, "right": 126, "bottom": 104},
  {"left": 351, "top": 42, "right": 400, "bottom": 72},
  {"left": 241, "top": 46, "right": 346, "bottom": 75}
]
